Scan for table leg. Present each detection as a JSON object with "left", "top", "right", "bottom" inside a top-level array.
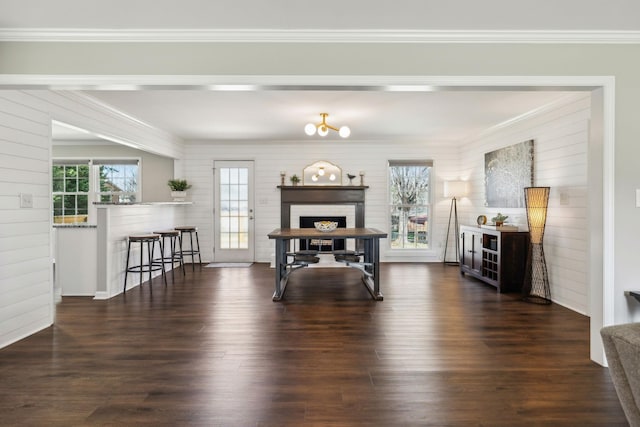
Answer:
[
  {"left": 360, "top": 237, "right": 383, "bottom": 301},
  {"left": 372, "top": 237, "right": 382, "bottom": 298},
  {"left": 272, "top": 238, "right": 289, "bottom": 301}
]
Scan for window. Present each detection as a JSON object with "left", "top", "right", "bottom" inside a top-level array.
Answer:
[
  {"left": 52, "top": 158, "right": 139, "bottom": 223},
  {"left": 388, "top": 160, "right": 432, "bottom": 249},
  {"left": 93, "top": 160, "right": 139, "bottom": 204},
  {"left": 52, "top": 162, "right": 90, "bottom": 224},
  {"left": 219, "top": 166, "right": 249, "bottom": 249}
]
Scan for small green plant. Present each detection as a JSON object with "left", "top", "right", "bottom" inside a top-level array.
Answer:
[
  {"left": 290, "top": 174, "right": 301, "bottom": 184},
  {"left": 491, "top": 213, "right": 509, "bottom": 223},
  {"left": 167, "top": 179, "right": 192, "bottom": 191}
]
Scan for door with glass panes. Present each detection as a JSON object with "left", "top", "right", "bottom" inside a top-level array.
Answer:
[{"left": 213, "top": 161, "right": 255, "bottom": 262}]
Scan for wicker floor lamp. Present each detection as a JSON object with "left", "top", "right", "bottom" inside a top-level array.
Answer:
[{"left": 523, "top": 186, "right": 551, "bottom": 304}]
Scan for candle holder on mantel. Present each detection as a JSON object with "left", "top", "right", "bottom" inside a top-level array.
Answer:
[
  {"left": 280, "top": 171, "right": 286, "bottom": 186},
  {"left": 359, "top": 171, "right": 365, "bottom": 186}
]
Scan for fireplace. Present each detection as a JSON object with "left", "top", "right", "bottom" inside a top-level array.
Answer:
[
  {"left": 276, "top": 185, "right": 368, "bottom": 265},
  {"left": 299, "top": 216, "right": 347, "bottom": 252},
  {"left": 278, "top": 185, "right": 368, "bottom": 228}
]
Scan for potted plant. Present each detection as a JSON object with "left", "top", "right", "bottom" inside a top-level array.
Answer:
[
  {"left": 491, "top": 213, "right": 509, "bottom": 226},
  {"left": 290, "top": 174, "right": 301, "bottom": 186},
  {"left": 168, "top": 179, "right": 192, "bottom": 201}
]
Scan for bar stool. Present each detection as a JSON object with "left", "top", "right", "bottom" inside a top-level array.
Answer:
[
  {"left": 153, "top": 229, "right": 185, "bottom": 280},
  {"left": 174, "top": 226, "right": 202, "bottom": 271},
  {"left": 123, "top": 233, "right": 167, "bottom": 292}
]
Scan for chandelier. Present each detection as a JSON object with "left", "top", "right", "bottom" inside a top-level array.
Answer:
[{"left": 304, "top": 113, "right": 350, "bottom": 138}]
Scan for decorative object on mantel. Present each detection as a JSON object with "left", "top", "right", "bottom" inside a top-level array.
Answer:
[
  {"left": 442, "top": 180, "right": 468, "bottom": 265},
  {"left": 347, "top": 174, "right": 356, "bottom": 185},
  {"left": 167, "top": 179, "right": 191, "bottom": 201},
  {"left": 289, "top": 174, "right": 301, "bottom": 186},
  {"left": 280, "top": 171, "right": 286, "bottom": 186},
  {"left": 304, "top": 113, "right": 350, "bottom": 138},
  {"left": 303, "top": 160, "right": 342, "bottom": 185},
  {"left": 491, "top": 213, "right": 509, "bottom": 227},
  {"left": 522, "top": 186, "right": 551, "bottom": 305},
  {"left": 359, "top": 171, "right": 365, "bottom": 186}
]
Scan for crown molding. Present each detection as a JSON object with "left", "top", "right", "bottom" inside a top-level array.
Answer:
[
  {"left": 0, "top": 74, "right": 615, "bottom": 90},
  {"left": 1, "top": 28, "right": 640, "bottom": 44}
]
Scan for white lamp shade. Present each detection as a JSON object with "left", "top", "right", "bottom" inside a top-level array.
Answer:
[
  {"left": 339, "top": 126, "right": 351, "bottom": 138},
  {"left": 304, "top": 123, "right": 317, "bottom": 136},
  {"left": 444, "top": 180, "right": 468, "bottom": 198},
  {"left": 525, "top": 187, "right": 550, "bottom": 244},
  {"left": 317, "top": 126, "right": 329, "bottom": 137}
]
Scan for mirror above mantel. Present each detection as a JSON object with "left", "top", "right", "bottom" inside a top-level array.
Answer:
[{"left": 303, "top": 160, "right": 342, "bottom": 186}]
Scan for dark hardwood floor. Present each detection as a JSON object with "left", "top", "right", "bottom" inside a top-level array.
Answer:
[{"left": 0, "top": 263, "right": 626, "bottom": 426}]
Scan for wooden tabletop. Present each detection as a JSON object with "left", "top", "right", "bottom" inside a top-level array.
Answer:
[{"left": 268, "top": 227, "right": 387, "bottom": 239}]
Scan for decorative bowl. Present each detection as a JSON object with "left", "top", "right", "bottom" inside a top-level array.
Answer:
[{"left": 314, "top": 221, "right": 338, "bottom": 232}]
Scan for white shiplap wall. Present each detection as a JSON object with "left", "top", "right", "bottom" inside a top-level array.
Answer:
[
  {"left": 0, "top": 92, "right": 53, "bottom": 348},
  {"left": 458, "top": 93, "right": 591, "bottom": 313},
  {"left": 0, "top": 90, "right": 185, "bottom": 349},
  {"left": 182, "top": 140, "right": 461, "bottom": 264},
  {"left": 96, "top": 204, "right": 187, "bottom": 299}
]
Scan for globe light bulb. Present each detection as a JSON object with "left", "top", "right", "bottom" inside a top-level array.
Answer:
[
  {"left": 304, "top": 123, "right": 317, "bottom": 136},
  {"left": 312, "top": 175, "right": 318, "bottom": 181},
  {"left": 318, "top": 125, "right": 329, "bottom": 137},
  {"left": 339, "top": 126, "right": 351, "bottom": 138},
  {"left": 329, "top": 174, "right": 336, "bottom": 181},
  {"left": 318, "top": 167, "right": 325, "bottom": 176}
]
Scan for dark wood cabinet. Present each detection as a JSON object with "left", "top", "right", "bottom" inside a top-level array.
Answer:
[{"left": 459, "top": 225, "right": 529, "bottom": 293}]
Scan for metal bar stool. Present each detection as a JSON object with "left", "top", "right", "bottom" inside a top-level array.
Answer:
[
  {"left": 123, "top": 233, "right": 167, "bottom": 292},
  {"left": 174, "top": 226, "right": 202, "bottom": 271},
  {"left": 153, "top": 229, "right": 185, "bottom": 280}
]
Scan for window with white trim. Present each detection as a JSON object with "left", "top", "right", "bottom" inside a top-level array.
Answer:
[
  {"left": 52, "top": 161, "right": 90, "bottom": 224},
  {"left": 93, "top": 159, "right": 139, "bottom": 204},
  {"left": 52, "top": 158, "right": 140, "bottom": 223},
  {"left": 388, "top": 160, "right": 432, "bottom": 249}
]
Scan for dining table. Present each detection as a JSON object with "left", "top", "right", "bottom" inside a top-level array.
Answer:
[{"left": 267, "top": 227, "right": 387, "bottom": 301}]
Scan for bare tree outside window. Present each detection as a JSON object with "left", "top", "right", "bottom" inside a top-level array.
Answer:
[
  {"left": 98, "top": 164, "right": 138, "bottom": 203},
  {"left": 389, "top": 162, "right": 432, "bottom": 249}
]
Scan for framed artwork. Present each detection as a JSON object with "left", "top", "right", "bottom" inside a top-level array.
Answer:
[{"left": 484, "top": 140, "right": 534, "bottom": 208}]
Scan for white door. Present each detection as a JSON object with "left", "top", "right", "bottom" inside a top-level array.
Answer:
[{"left": 213, "top": 161, "right": 255, "bottom": 262}]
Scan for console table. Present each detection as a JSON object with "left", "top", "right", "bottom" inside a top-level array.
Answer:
[
  {"left": 268, "top": 227, "right": 387, "bottom": 301},
  {"left": 459, "top": 225, "right": 530, "bottom": 293}
]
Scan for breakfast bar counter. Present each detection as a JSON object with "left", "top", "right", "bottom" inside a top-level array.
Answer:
[{"left": 268, "top": 227, "right": 387, "bottom": 301}]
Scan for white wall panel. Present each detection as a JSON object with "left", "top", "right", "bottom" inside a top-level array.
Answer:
[
  {"left": 0, "top": 88, "right": 185, "bottom": 349},
  {"left": 7, "top": 91, "right": 185, "bottom": 160},
  {"left": 96, "top": 204, "right": 187, "bottom": 299},
  {"left": 0, "top": 91, "right": 52, "bottom": 348},
  {"left": 458, "top": 93, "right": 590, "bottom": 313},
  {"left": 183, "top": 140, "right": 460, "bottom": 264}
]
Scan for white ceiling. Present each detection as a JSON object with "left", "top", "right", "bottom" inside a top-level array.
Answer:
[{"left": 60, "top": 89, "right": 575, "bottom": 143}]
